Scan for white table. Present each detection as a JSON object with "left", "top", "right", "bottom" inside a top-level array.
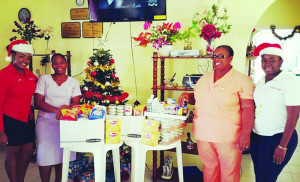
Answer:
[
  {"left": 60, "top": 118, "right": 122, "bottom": 182},
  {"left": 125, "top": 140, "right": 184, "bottom": 182}
]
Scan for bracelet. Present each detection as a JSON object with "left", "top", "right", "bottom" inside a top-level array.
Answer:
[{"left": 278, "top": 145, "right": 287, "bottom": 150}]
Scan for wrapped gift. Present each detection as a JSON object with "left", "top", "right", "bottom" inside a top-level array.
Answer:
[
  {"left": 79, "top": 171, "right": 95, "bottom": 182},
  {"left": 68, "top": 154, "right": 90, "bottom": 178}
]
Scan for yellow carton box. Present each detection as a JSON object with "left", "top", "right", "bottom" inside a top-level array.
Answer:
[
  {"left": 141, "top": 119, "right": 159, "bottom": 146},
  {"left": 105, "top": 131, "right": 121, "bottom": 144},
  {"left": 106, "top": 119, "right": 121, "bottom": 132}
]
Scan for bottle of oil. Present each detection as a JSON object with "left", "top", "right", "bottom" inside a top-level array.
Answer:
[{"left": 182, "top": 99, "right": 188, "bottom": 116}]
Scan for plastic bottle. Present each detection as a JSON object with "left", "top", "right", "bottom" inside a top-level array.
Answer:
[
  {"left": 146, "top": 95, "right": 154, "bottom": 112},
  {"left": 182, "top": 99, "right": 188, "bottom": 116},
  {"left": 147, "top": 99, "right": 152, "bottom": 112},
  {"left": 152, "top": 97, "right": 159, "bottom": 113}
]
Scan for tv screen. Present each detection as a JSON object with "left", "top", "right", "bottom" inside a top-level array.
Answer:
[{"left": 88, "top": 0, "right": 166, "bottom": 22}]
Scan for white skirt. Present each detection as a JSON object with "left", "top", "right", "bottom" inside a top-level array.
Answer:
[{"left": 36, "top": 113, "right": 76, "bottom": 166}]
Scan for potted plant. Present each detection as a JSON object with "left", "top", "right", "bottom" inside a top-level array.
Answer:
[
  {"left": 10, "top": 20, "right": 43, "bottom": 43},
  {"left": 133, "top": 21, "right": 182, "bottom": 56},
  {"left": 192, "top": 1, "right": 232, "bottom": 55}
]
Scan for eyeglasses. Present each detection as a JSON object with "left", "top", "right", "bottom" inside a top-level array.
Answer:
[{"left": 211, "top": 54, "right": 231, "bottom": 59}]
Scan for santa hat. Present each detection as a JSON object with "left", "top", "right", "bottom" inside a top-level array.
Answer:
[
  {"left": 253, "top": 43, "right": 283, "bottom": 57},
  {"left": 5, "top": 40, "right": 34, "bottom": 61}
]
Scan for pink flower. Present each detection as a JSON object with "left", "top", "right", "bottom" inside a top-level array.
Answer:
[
  {"left": 173, "top": 22, "right": 181, "bottom": 30},
  {"left": 144, "top": 22, "right": 151, "bottom": 30}
]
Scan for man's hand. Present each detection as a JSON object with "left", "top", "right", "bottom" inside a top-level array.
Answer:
[{"left": 0, "top": 131, "right": 8, "bottom": 147}]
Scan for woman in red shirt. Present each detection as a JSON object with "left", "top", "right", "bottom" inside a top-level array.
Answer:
[{"left": 0, "top": 40, "right": 38, "bottom": 182}]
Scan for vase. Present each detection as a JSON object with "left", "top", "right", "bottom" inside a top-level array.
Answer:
[
  {"left": 206, "top": 38, "right": 214, "bottom": 56},
  {"left": 184, "top": 41, "right": 192, "bottom": 50},
  {"left": 158, "top": 45, "right": 173, "bottom": 57}
]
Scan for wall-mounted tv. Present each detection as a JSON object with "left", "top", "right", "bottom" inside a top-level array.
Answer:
[{"left": 88, "top": 0, "right": 166, "bottom": 22}]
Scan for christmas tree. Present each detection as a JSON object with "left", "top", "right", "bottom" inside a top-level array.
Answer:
[
  {"left": 81, "top": 49, "right": 129, "bottom": 106},
  {"left": 80, "top": 48, "right": 131, "bottom": 181}
]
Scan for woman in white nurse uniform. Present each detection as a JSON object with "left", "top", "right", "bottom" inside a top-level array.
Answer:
[{"left": 34, "top": 53, "right": 81, "bottom": 182}]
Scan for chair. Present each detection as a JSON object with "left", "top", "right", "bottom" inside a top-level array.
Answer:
[{"left": 60, "top": 119, "right": 122, "bottom": 182}]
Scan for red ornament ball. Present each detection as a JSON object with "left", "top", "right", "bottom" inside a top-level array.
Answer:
[
  {"left": 91, "top": 71, "right": 97, "bottom": 76},
  {"left": 116, "top": 77, "right": 119, "bottom": 80},
  {"left": 87, "top": 61, "right": 90, "bottom": 65},
  {"left": 110, "top": 59, "right": 115, "bottom": 64},
  {"left": 111, "top": 73, "right": 115, "bottom": 78}
]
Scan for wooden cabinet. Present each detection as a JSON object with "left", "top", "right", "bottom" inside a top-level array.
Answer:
[{"left": 151, "top": 52, "right": 211, "bottom": 181}]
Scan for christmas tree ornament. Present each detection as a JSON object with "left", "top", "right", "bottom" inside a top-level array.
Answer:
[
  {"left": 91, "top": 71, "right": 97, "bottom": 77},
  {"left": 118, "top": 86, "right": 122, "bottom": 91},
  {"left": 116, "top": 77, "right": 119, "bottom": 80},
  {"left": 105, "top": 82, "right": 111, "bottom": 86},
  {"left": 94, "top": 62, "right": 99, "bottom": 66},
  {"left": 87, "top": 61, "right": 90, "bottom": 65},
  {"left": 111, "top": 73, "right": 115, "bottom": 78},
  {"left": 115, "top": 100, "right": 120, "bottom": 105},
  {"left": 83, "top": 86, "right": 89, "bottom": 91},
  {"left": 110, "top": 59, "right": 115, "bottom": 64}
]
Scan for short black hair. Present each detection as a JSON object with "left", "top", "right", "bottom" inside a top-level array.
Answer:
[
  {"left": 215, "top": 45, "right": 234, "bottom": 57},
  {"left": 51, "top": 53, "right": 66, "bottom": 62}
]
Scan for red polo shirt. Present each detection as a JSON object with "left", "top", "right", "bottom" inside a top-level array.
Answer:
[{"left": 0, "top": 63, "right": 37, "bottom": 131}]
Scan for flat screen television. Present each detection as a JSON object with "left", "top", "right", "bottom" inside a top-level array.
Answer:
[{"left": 88, "top": 0, "right": 166, "bottom": 22}]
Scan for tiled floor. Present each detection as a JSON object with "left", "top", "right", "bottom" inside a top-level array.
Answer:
[
  {"left": 1, "top": 150, "right": 300, "bottom": 182},
  {"left": 1, "top": 121, "right": 300, "bottom": 182}
]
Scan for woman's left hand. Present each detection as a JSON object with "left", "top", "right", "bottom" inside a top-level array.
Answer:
[
  {"left": 237, "top": 133, "right": 250, "bottom": 151},
  {"left": 273, "top": 147, "right": 286, "bottom": 164}
]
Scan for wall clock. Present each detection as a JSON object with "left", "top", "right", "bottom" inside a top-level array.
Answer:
[
  {"left": 76, "top": 0, "right": 85, "bottom": 6},
  {"left": 18, "top": 8, "right": 31, "bottom": 23}
]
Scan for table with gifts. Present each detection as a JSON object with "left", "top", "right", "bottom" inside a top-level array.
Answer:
[{"left": 60, "top": 108, "right": 187, "bottom": 182}]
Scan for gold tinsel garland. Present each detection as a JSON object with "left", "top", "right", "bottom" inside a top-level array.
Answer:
[{"left": 85, "top": 64, "right": 120, "bottom": 89}]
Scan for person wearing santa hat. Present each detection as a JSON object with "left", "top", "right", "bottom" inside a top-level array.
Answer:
[
  {"left": 0, "top": 40, "right": 38, "bottom": 182},
  {"left": 250, "top": 43, "right": 300, "bottom": 182}
]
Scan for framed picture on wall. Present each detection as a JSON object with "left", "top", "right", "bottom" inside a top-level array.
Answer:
[
  {"left": 82, "top": 22, "right": 103, "bottom": 38},
  {"left": 70, "top": 8, "right": 89, "bottom": 20},
  {"left": 61, "top": 22, "right": 81, "bottom": 38}
]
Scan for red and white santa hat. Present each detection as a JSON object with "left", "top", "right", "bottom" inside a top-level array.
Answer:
[
  {"left": 5, "top": 40, "right": 34, "bottom": 61},
  {"left": 253, "top": 43, "right": 283, "bottom": 57}
]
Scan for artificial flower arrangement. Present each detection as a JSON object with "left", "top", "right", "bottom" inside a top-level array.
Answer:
[
  {"left": 40, "top": 26, "right": 55, "bottom": 67},
  {"left": 41, "top": 26, "right": 54, "bottom": 40},
  {"left": 192, "top": 1, "right": 231, "bottom": 42},
  {"left": 10, "top": 20, "right": 43, "bottom": 43},
  {"left": 133, "top": 21, "right": 181, "bottom": 50}
]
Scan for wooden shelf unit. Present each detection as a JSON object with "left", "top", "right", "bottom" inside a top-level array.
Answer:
[{"left": 151, "top": 52, "right": 211, "bottom": 181}]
